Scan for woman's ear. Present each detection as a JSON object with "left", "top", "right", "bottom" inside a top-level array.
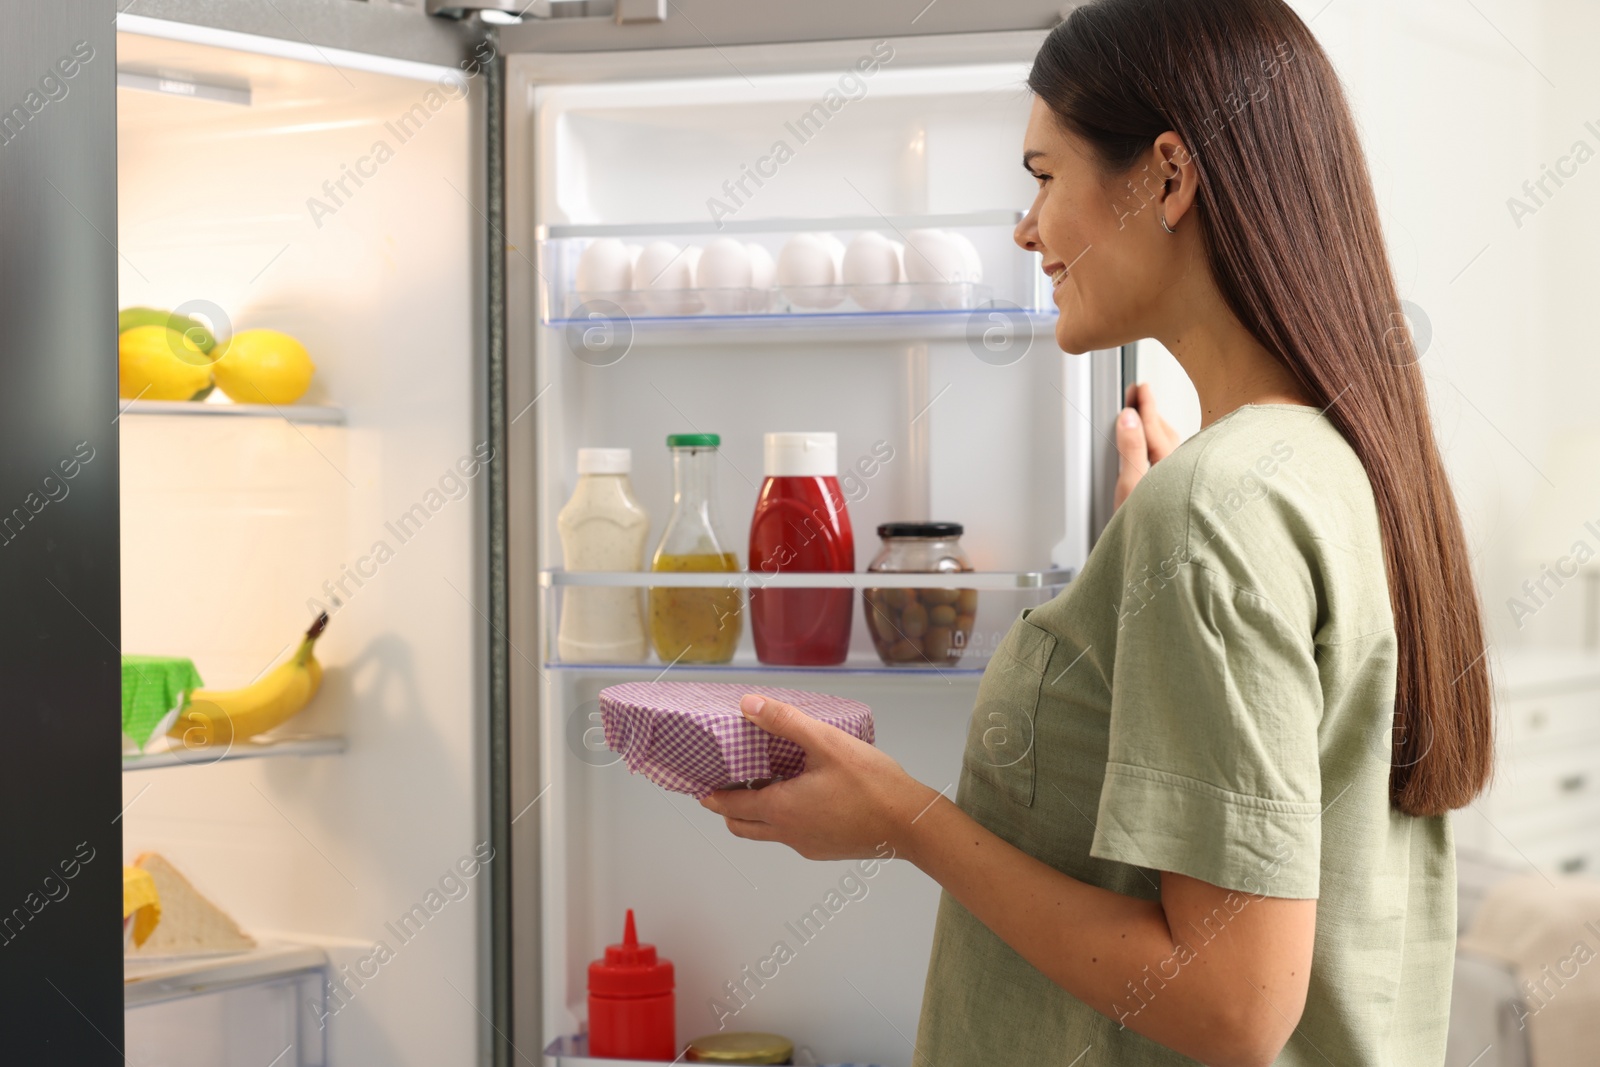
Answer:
[{"left": 1154, "top": 132, "right": 1199, "bottom": 231}]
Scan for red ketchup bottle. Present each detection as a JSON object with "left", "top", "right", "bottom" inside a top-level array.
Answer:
[
  {"left": 748, "top": 432, "right": 856, "bottom": 666},
  {"left": 587, "top": 910, "right": 676, "bottom": 1061}
]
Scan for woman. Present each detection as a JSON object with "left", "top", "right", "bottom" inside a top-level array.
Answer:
[{"left": 700, "top": 0, "right": 1492, "bottom": 1063}]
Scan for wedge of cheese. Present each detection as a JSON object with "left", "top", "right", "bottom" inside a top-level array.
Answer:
[
  {"left": 129, "top": 853, "right": 255, "bottom": 956},
  {"left": 122, "top": 865, "right": 161, "bottom": 948}
]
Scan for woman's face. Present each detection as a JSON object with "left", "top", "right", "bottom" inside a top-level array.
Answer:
[{"left": 1015, "top": 97, "right": 1175, "bottom": 355}]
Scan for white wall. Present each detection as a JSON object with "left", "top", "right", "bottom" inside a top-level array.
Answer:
[{"left": 1141, "top": 1, "right": 1583, "bottom": 656}]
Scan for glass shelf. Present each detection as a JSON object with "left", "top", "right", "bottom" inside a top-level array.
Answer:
[
  {"left": 123, "top": 734, "right": 347, "bottom": 771},
  {"left": 540, "top": 567, "right": 1074, "bottom": 590},
  {"left": 544, "top": 1033, "right": 881, "bottom": 1067},
  {"left": 546, "top": 651, "right": 992, "bottom": 677},
  {"left": 126, "top": 942, "right": 328, "bottom": 1067},
  {"left": 541, "top": 567, "right": 1071, "bottom": 675},
  {"left": 119, "top": 399, "right": 345, "bottom": 425},
  {"left": 537, "top": 210, "right": 1051, "bottom": 342},
  {"left": 125, "top": 942, "right": 328, "bottom": 1004},
  {"left": 544, "top": 209, "right": 1024, "bottom": 240}
]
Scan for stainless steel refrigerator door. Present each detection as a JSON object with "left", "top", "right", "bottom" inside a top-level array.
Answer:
[{"left": 0, "top": 0, "right": 121, "bottom": 1059}]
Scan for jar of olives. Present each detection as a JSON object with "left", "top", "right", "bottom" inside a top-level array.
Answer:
[{"left": 863, "top": 522, "right": 978, "bottom": 667}]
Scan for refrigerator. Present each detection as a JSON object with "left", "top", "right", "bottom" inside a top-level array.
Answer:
[{"left": 102, "top": 3, "right": 1134, "bottom": 1064}]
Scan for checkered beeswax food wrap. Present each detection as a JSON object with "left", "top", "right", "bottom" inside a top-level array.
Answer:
[{"left": 599, "top": 682, "right": 875, "bottom": 798}]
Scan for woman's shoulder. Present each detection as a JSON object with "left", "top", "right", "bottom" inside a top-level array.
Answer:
[
  {"left": 1116, "top": 405, "right": 1390, "bottom": 635},
  {"left": 1127, "top": 405, "right": 1375, "bottom": 535}
]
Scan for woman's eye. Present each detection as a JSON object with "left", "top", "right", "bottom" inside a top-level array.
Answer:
[{"left": 1031, "top": 172, "right": 1050, "bottom": 186}]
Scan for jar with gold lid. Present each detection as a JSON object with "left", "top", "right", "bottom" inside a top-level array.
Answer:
[{"left": 683, "top": 1030, "right": 795, "bottom": 1064}]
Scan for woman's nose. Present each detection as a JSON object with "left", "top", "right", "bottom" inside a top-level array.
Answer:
[{"left": 1015, "top": 207, "right": 1041, "bottom": 252}]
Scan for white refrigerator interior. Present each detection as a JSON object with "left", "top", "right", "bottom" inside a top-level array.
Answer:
[
  {"left": 117, "top": 21, "right": 486, "bottom": 1067},
  {"left": 524, "top": 52, "right": 1086, "bottom": 1064}
]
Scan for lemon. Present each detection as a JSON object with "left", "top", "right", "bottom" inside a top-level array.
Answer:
[
  {"left": 119, "top": 325, "right": 214, "bottom": 401},
  {"left": 118, "top": 307, "right": 217, "bottom": 354},
  {"left": 212, "top": 329, "right": 316, "bottom": 406}
]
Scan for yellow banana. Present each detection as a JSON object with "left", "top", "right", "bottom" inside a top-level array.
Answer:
[{"left": 170, "top": 613, "right": 329, "bottom": 748}]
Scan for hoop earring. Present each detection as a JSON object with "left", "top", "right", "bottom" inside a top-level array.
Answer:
[{"left": 1160, "top": 211, "right": 1176, "bottom": 235}]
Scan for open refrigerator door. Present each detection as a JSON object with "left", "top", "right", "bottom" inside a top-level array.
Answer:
[
  {"left": 107, "top": 5, "right": 1124, "bottom": 1064},
  {"left": 115, "top": 13, "right": 490, "bottom": 1067},
  {"left": 504, "top": 30, "right": 1129, "bottom": 1066}
]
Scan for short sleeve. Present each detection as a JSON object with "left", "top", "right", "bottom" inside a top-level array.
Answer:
[{"left": 1090, "top": 552, "right": 1324, "bottom": 899}]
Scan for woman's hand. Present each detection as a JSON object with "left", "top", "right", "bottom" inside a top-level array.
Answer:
[
  {"left": 698, "top": 694, "right": 939, "bottom": 862},
  {"left": 1114, "top": 382, "right": 1181, "bottom": 510}
]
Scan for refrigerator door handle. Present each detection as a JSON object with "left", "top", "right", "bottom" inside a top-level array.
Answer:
[{"left": 1088, "top": 342, "right": 1138, "bottom": 545}]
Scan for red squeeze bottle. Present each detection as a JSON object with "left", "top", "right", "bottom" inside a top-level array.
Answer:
[
  {"left": 749, "top": 432, "right": 855, "bottom": 666},
  {"left": 588, "top": 910, "right": 676, "bottom": 1061}
]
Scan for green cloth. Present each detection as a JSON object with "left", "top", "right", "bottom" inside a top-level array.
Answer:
[
  {"left": 122, "top": 656, "right": 203, "bottom": 748},
  {"left": 916, "top": 406, "right": 1454, "bottom": 1066}
]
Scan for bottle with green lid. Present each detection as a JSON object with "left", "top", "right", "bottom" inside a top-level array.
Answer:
[{"left": 649, "top": 433, "right": 742, "bottom": 664}]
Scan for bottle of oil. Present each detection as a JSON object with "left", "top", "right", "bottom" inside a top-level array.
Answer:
[{"left": 649, "top": 434, "right": 741, "bottom": 664}]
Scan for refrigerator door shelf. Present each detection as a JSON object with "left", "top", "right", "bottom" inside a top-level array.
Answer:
[
  {"left": 541, "top": 567, "right": 1073, "bottom": 589},
  {"left": 124, "top": 941, "right": 328, "bottom": 1005},
  {"left": 546, "top": 282, "right": 1025, "bottom": 328},
  {"left": 542, "top": 569, "right": 1070, "bottom": 673},
  {"left": 119, "top": 399, "right": 347, "bottom": 425},
  {"left": 544, "top": 209, "right": 1023, "bottom": 240},
  {"left": 123, "top": 733, "right": 347, "bottom": 772},
  {"left": 545, "top": 1033, "right": 885, "bottom": 1066},
  {"left": 547, "top": 654, "right": 997, "bottom": 676},
  {"left": 126, "top": 942, "right": 329, "bottom": 1067},
  {"left": 545, "top": 304, "right": 1060, "bottom": 345},
  {"left": 539, "top": 212, "right": 1050, "bottom": 337}
]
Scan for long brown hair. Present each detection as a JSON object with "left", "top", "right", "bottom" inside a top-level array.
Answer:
[{"left": 1031, "top": 0, "right": 1491, "bottom": 816}]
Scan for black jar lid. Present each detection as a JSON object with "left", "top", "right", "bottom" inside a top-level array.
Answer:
[{"left": 878, "top": 522, "right": 964, "bottom": 539}]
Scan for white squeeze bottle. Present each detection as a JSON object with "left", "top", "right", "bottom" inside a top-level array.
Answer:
[{"left": 557, "top": 448, "right": 651, "bottom": 663}]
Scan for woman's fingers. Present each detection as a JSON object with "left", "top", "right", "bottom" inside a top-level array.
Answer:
[
  {"left": 1114, "top": 406, "right": 1150, "bottom": 511},
  {"left": 721, "top": 815, "right": 778, "bottom": 842},
  {"left": 700, "top": 785, "right": 772, "bottom": 822},
  {"left": 1131, "top": 382, "right": 1181, "bottom": 460},
  {"left": 738, "top": 694, "right": 834, "bottom": 758}
]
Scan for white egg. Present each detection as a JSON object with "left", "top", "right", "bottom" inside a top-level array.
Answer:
[
  {"left": 632, "top": 240, "right": 682, "bottom": 288},
  {"left": 880, "top": 241, "right": 911, "bottom": 310},
  {"left": 746, "top": 243, "right": 776, "bottom": 312},
  {"left": 632, "top": 240, "right": 702, "bottom": 315},
  {"left": 776, "top": 233, "right": 843, "bottom": 309},
  {"left": 948, "top": 232, "right": 984, "bottom": 286},
  {"left": 575, "top": 238, "right": 633, "bottom": 296},
  {"left": 697, "top": 238, "right": 753, "bottom": 313},
  {"left": 682, "top": 244, "right": 703, "bottom": 283},
  {"left": 843, "top": 232, "right": 907, "bottom": 311},
  {"left": 902, "top": 229, "right": 970, "bottom": 306},
  {"left": 817, "top": 233, "right": 847, "bottom": 305},
  {"left": 616, "top": 245, "right": 645, "bottom": 312}
]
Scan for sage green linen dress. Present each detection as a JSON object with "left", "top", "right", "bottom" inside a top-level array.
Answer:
[{"left": 915, "top": 405, "right": 1455, "bottom": 1066}]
